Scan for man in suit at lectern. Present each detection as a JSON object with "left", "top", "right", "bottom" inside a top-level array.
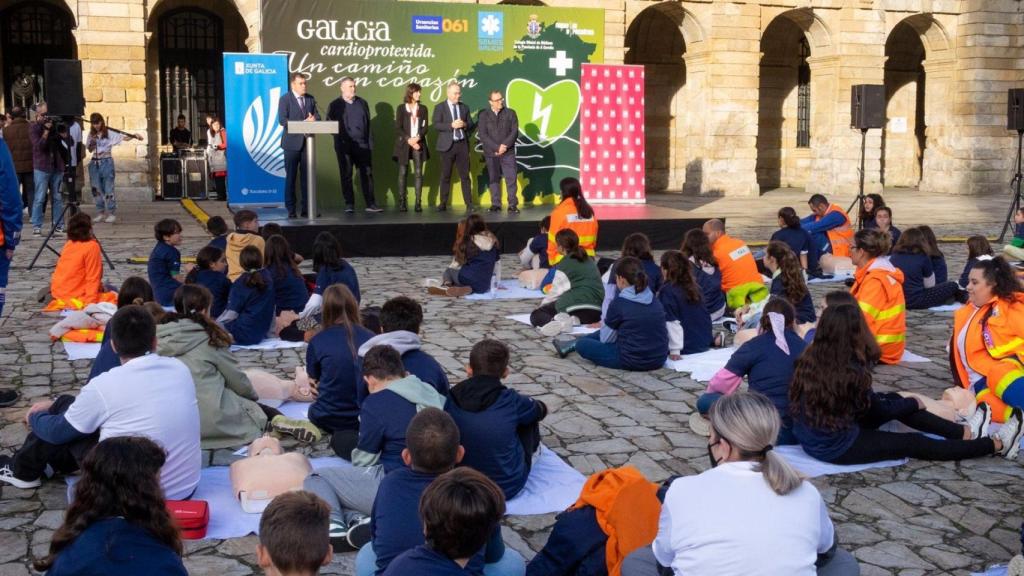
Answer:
[
  {"left": 279, "top": 72, "right": 320, "bottom": 218},
  {"left": 432, "top": 82, "right": 476, "bottom": 212}
]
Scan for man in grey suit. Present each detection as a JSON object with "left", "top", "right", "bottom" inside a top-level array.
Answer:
[
  {"left": 432, "top": 82, "right": 475, "bottom": 212},
  {"left": 278, "top": 72, "right": 320, "bottom": 218},
  {"left": 477, "top": 90, "right": 519, "bottom": 214}
]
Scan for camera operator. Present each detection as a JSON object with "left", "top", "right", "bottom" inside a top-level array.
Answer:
[{"left": 28, "top": 102, "right": 66, "bottom": 237}]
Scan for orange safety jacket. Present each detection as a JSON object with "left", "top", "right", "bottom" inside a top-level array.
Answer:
[
  {"left": 547, "top": 197, "right": 598, "bottom": 266},
  {"left": 711, "top": 234, "right": 762, "bottom": 293},
  {"left": 950, "top": 293, "right": 1024, "bottom": 423},
  {"left": 59, "top": 328, "right": 104, "bottom": 343},
  {"left": 851, "top": 257, "right": 906, "bottom": 365},
  {"left": 48, "top": 239, "right": 104, "bottom": 306},
  {"left": 819, "top": 204, "right": 853, "bottom": 258},
  {"left": 572, "top": 466, "right": 661, "bottom": 576}
]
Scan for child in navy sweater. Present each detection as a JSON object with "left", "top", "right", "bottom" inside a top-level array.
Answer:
[
  {"left": 890, "top": 227, "right": 962, "bottom": 309},
  {"left": 446, "top": 339, "right": 547, "bottom": 500},
  {"left": 919, "top": 225, "right": 949, "bottom": 283},
  {"left": 766, "top": 241, "right": 815, "bottom": 325},
  {"left": 148, "top": 218, "right": 192, "bottom": 307},
  {"left": 959, "top": 235, "right": 994, "bottom": 288},
  {"left": 770, "top": 207, "right": 820, "bottom": 275},
  {"left": 304, "top": 346, "right": 446, "bottom": 550},
  {"left": 306, "top": 284, "right": 375, "bottom": 458},
  {"left": 185, "top": 246, "right": 230, "bottom": 318},
  {"left": 266, "top": 235, "right": 308, "bottom": 314},
  {"left": 300, "top": 232, "right": 361, "bottom": 320},
  {"left": 519, "top": 215, "right": 551, "bottom": 270},
  {"left": 383, "top": 468, "right": 507, "bottom": 576},
  {"left": 658, "top": 250, "right": 713, "bottom": 359},
  {"left": 219, "top": 246, "right": 275, "bottom": 345},
  {"left": 89, "top": 277, "right": 154, "bottom": 381},
  {"left": 564, "top": 257, "right": 669, "bottom": 371},
  {"left": 205, "top": 215, "right": 229, "bottom": 252},
  {"left": 602, "top": 233, "right": 663, "bottom": 317},
  {"left": 681, "top": 228, "right": 726, "bottom": 320},
  {"left": 356, "top": 408, "right": 517, "bottom": 576},
  {"left": 434, "top": 214, "right": 500, "bottom": 298},
  {"left": 257, "top": 491, "right": 333, "bottom": 576}
]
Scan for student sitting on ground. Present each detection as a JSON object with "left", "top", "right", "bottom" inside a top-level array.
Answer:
[
  {"left": 872, "top": 206, "right": 900, "bottom": 248},
  {"left": 771, "top": 207, "right": 820, "bottom": 276},
  {"left": 357, "top": 295, "right": 449, "bottom": 402},
  {"left": 185, "top": 245, "right": 231, "bottom": 318},
  {"left": 766, "top": 241, "right": 816, "bottom": 326},
  {"left": 357, "top": 408, "right": 520, "bottom": 576},
  {"left": 206, "top": 215, "right": 229, "bottom": 252},
  {"left": 529, "top": 229, "right": 604, "bottom": 335},
  {"left": 703, "top": 219, "right": 767, "bottom": 310},
  {"left": 226, "top": 209, "right": 265, "bottom": 282},
  {"left": 890, "top": 227, "right": 963, "bottom": 309},
  {"left": 447, "top": 339, "right": 547, "bottom": 500},
  {"left": 859, "top": 193, "right": 886, "bottom": 229},
  {"left": 680, "top": 228, "right": 726, "bottom": 320},
  {"left": 694, "top": 299, "right": 806, "bottom": 446},
  {"left": 918, "top": 225, "right": 948, "bottom": 282},
  {"left": 432, "top": 213, "right": 501, "bottom": 298},
  {"left": 620, "top": 391, "right": 860, "bottom": 576},
  {"left": 659, "top": 250, "right": 713, "bottom": 359},
  {"left": 383, "top": 468, "right": 510, "bottom": 576},
  {"left": 33, "top": 437, "right": 188, "bottom": 576},
  {"left": 257, "top": 491, "right": 334, "bottom": 576},
  {"left": 601, "top": 233, "right": 664, "bottom": 315},
  {"left": 149, "top": 218, "right": 192, "bottom": 307},
  {"left": 266, "top": 234, "right": 309, "bottom": 316},
  {"left": 307, "top": 284, "right": 375, "bottom": 459},
  {"left": 89, "top": 276, "right": 155, "bottom": 380},
  {"left": 850, "top": 229, "right": 906, "bottom": 364},
  {"left": 559, "top": 257, "right": 669, "bottom": 372},
  {"left": 959, "top": 235, "right": 994, "bottom": 288},
  {"left": 304, "top": 345, "right": 446, "bottom": 549},
  {"left": 801, "top": 193, "right": 854, "bottom": 259},
  {"left": 789, "top": 303, "right": 1023, "bottom": 464},
  {"left": 219, "top": 245, "right": 276, "bottom": 346},
  {"left": 0, "top": 306, "right": 202, "bottom": 498},
  {"left": 300, "top": 232, "right": 361, "bottom": 321},
  {"left": 520, "top": 215, "right": 551, "bottom": 270},
  {"left": 1004, "top": 207, "right": 1024, "bottom": 262},
  {"left": 48, "top": 212, "right": 108, "bottom": 309}
]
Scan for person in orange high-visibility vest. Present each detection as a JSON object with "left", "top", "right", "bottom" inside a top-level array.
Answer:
[
  {"left": 703, "top": 219, "right": 767, "bottom": 310},
  {"left": 546, "top": 177, "right": 598, "bottom": 267},
  {"left": 802, "top": 194, "right": 853, "bottom": 258},
  {"left": 47, "top": 212, "right": 111, "bottom": 311},
  {"left": 951, "top": 256, "right": 1024, "bottom": 424},
  {"left": 850, "top": 229, "right": 906, "bottom": 365}
]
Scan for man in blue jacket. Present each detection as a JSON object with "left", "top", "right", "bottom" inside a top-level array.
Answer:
[{"left": 0, "top": 140, "right": 22, "bottom": 407}]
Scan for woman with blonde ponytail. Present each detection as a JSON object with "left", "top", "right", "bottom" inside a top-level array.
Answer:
[{"left": 621, "top": 391, "right": 860, "bottom": 576}]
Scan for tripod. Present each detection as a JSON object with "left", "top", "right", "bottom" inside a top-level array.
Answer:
[
  {"left": 997, "top": 129, "right": 1024, "bottom": 243},
  {"left": 28, "top": 171, "right": 115, "bottom": 271},
  {"left": 846, "top": 127, "right": 870, "bottom": 230}
]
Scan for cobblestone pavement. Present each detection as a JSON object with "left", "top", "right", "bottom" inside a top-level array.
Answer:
[{"left": 0, "top": 196, "right": 1020, "bottom": 576}]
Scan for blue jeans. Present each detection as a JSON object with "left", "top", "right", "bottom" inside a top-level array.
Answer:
[
  {"left": 575, "top": 332, "right": 623, "bottom": 370},
  {"left": 89, "top": 157, "right": 117, "bottom": 214},
  {"left": 31, "top": 170, "right": 63, "bottom": 229},
  {"left": 356, "top": 543, "right": 526, "bottom": 576}
]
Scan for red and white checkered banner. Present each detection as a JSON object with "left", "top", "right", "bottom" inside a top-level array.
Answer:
[{"left": 579, "top": 64, "right": 646, "bottom": 204}]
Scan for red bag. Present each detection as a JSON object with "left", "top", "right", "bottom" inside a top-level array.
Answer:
[{"left": 167, "top": 500, "right": 209, "bottom": 540}]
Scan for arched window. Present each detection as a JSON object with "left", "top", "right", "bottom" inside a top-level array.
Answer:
[
  {"left": 796, "top": 37, "right": 811, "bottom": 148},
  {"left": 0, "top": 1, "right": 74, "bottom": 109},
  {"left": 158, "top": 9, "right": 224, "bottom": 146}
]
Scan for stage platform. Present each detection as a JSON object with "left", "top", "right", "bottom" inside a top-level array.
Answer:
[{"left": 268, "top": 204, "right": 709, "bottom": 258}]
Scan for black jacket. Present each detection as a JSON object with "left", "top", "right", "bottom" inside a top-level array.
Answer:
[
  {"left": 432, "top": 100, "right": 475, "bottom": 153},
  {"left": 393, "top": 102, "right": 430, "bottom": 163},
  {"left": 326, "top": 95, "right": 373, "bottom": 152},
  {"left": 477, "top": 107, "right": 519, "bottom": 157}
]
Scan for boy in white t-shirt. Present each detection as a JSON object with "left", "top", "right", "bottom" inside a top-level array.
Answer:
[{"left": 0, "top": 305, "right": 202, "bottom": 499}]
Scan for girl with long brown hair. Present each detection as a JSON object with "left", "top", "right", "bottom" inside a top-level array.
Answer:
[
  {"left": 765, "top": 241, "right": 815, "bottom": 324},
  {"left": 890, "top": 227, "right": 962, "bottom": 309},
  {"left": 219, "top": 245, "right": 276, "bottom": 346},
  {"left": 658, "top": 250, "right": 713, "bottom": 359},
  {"left": 86, "top": 112, "right": 140, "bottom": 223},
  {"left": 680, "top": 228, "right": 726, "bottom": 320},
  {"left": 432, "top": 213, "right": 499, "bottom": 297}
]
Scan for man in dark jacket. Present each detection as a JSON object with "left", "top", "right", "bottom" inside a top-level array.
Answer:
[
  {"left": 477, "top": 90, "right": 520, "bottom": 214},
  {"left": 432, "top": 82, "right": 476, "bottom": 212},
  {"left": 1, "top": 107, "right": 34, "bottom": 214},
  {"left": 277, "top": 72, "right": 320, "bottom": 218},
  {"left": 327, "top": 77, "right": 380, "bottom": 213}
]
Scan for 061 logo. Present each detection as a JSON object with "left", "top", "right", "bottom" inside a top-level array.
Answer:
[{"left": 443, "top": 18, "right": 469, "bottom": 33}]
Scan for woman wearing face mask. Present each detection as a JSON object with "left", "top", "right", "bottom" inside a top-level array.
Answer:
[
  {"left": 621, "top": 392, "right": 860, "bottom": 576},
  {"left": 951, "top": 255, "right": 1024, "bottom": 431}
]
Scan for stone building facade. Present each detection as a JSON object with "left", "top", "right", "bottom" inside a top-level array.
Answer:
[{"left": 0, "top": 0, "right": 1020, "bottom": 199}]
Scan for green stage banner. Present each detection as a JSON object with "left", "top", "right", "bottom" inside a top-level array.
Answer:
[{"left": 261, "top": 0, "right": 605, "bottom": 210}]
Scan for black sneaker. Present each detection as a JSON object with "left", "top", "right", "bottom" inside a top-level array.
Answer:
[
  {"left": 0, "top": 389, "right": 18, "bottom": 407},
  {"left": 488, "top": 206, "right": 502, "bottom": 213},
  {"left": 553, "top": 335, "right": 577, "bottom": 359},
  {"left": 436, "top": 205, "right": 447, "bottom": 212},
  {"left": 346, "top": 515, "right": 372, "bottom": 549},
  {"left": 508, "top": 207, "right": 520, "bottom": 214},
  {"left": 0, "top": 455, "right": 41, "bottom": 489},
  {"left": 345, "top": 205, "right": 355, "bottom": 214},
  {"left": 365, "top": 205, "right": 384, "bottom": 213}
]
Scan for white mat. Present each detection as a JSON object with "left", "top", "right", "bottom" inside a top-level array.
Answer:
[
  {"left": 505, "top": 313, "right": 600, "bottom": 335},
  {"left": 807, "top": 271, "right": 854, "bottom": 284},
  {"left": 230, "top": 339, "right": 306, "bottom": 352},
  {"left": 927, "top": 303, "right": 963, "bottom": 312},
  {"left": 972, "top": 567, "right": 1007, "bottom": 576},
  {"left": 775, "top": 445, "right": 907, "bottom": 478},
  {"left": 276, "top": 401, "right": 310, "bottom": 420},
  {"left": 664, "top": 347, "right": 738, "bottom": 382},
  {"left": 466, "top": 280, "right": 543, "bottom": 300},
  {"left": 900, "top": 350, "right": 931, "bottom": 363},
  {"left": 62, "top": 342, "right": 101, "bottom": 361}
]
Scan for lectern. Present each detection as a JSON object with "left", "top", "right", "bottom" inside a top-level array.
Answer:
[{"left": 287, "top": 121, "right": 338, "bottom": 219}]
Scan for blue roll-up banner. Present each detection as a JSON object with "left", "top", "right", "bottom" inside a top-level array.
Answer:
[{"left": 223, "top": 53, "right": 288, "bottom": 207}]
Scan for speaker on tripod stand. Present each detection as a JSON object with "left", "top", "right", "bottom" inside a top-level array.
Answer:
[{"left": 848, "top": 85, "right": 886, "bottom": 229}]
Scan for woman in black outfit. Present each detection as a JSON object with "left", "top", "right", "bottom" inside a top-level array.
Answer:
[{"left": 393, "top": 83, "right": 430, "bottom": 212}]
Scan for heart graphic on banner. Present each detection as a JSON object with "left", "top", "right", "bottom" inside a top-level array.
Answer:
[{"left": 506, "top": 78, "right": 580, "bottom": 147}]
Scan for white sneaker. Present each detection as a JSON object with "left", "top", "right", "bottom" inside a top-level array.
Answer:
[
  {"left": 540, "top": 319, "right": 568, "bottom": 337},
  {"left": 967, "top": 402, "right": 991, "bottom": 439},
  {"left": 994, "top": 408, "right": 1024, "bottom": 459},
  {"left": 553, "top": 312, "right": 580, "bottom": 327},
  {"left": 93, "top": 213, "right": 105, "bottom": 223},
  {"left": 0, "top": 456, "right": 41, "bottom": 489},
  {"left": 104, "top": 214, "right": 116, "bottom": 223}
]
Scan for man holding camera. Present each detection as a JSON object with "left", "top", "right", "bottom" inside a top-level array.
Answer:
[{"left": 28, "top": 102, "right": 65, "bottom": 237}]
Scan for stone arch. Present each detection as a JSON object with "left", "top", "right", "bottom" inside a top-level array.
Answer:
[
  {"left": 892, "top": 13, "right": 953, "bottom": 58},
  {"left": 0, "top": 0, "right": 78, "bottom": 111},
  {"left": 625, "top": 2, "right": 706, "bottom": 192},
  {"left": 771, "top": 8, "right": 834, "bottom": 57}
]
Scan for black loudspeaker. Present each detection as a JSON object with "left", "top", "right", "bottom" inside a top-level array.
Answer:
[
  {"left": 850, "top": 84, "right": 885, "bottom": 130},
  {"left": 43, "top": 59, "right": 84, "bottom": 117},
  {"left": 1008, "top": 89, "right": 1024, "bottom": 131}
]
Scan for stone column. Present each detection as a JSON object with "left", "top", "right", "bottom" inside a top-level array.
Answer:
[
  {"left": 805, "top": 54, "right": 840, "bottom": 195},
  {"left": 918, "top": 57, "right": 956, "bottom": 194}
]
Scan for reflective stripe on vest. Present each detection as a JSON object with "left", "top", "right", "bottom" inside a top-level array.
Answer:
[
  {"left": 995, "top": 366, "right": 1024, "bottom": 397},
  {"left": 989, "top": 337, "right": 1024, "bottom": 358},
  {"left": 859, "top": 300, "right": 905, "bottom": 321},
  {"left": 875, "top": 333, "right": 906, "bottom": 344}
]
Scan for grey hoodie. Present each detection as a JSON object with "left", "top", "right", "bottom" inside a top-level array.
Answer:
[
  {"left": 357, "top": 330, "right": 421, "bottom": 358},
  {"left": 350, "top": 373, "right": 446, "bottom": 467}
]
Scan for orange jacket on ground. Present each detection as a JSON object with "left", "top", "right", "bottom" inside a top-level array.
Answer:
[
  {"left": 711, "top": 234, "right": 762, "bottom": 293},
  {"left": 572, "top": 465, "right": 660, "bottom": 576},
  {"left": 50, "top": 239, "right": 103, "bottom": 304},
  {"left": 851, "top": 256, "right": 906, "bottom": 365},
  {"left": 950, "top": 293, "right": 1024, "bottom": 423},
  {"left": 60, "top": 329, "right": 104, "bottom": 343},
  {"left": 547, "top": 197, "right": 598, "bottom": 266},
  {"left": 818, "top": 204, "right": 854, "bottom": 257}
]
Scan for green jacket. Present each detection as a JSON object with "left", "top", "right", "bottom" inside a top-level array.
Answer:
[
  {"left": 156, "top": 319, "right": 267, "bottom": 449},
  {"left": 554, "top": 256, "right": 605, "bottom": 314}
]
